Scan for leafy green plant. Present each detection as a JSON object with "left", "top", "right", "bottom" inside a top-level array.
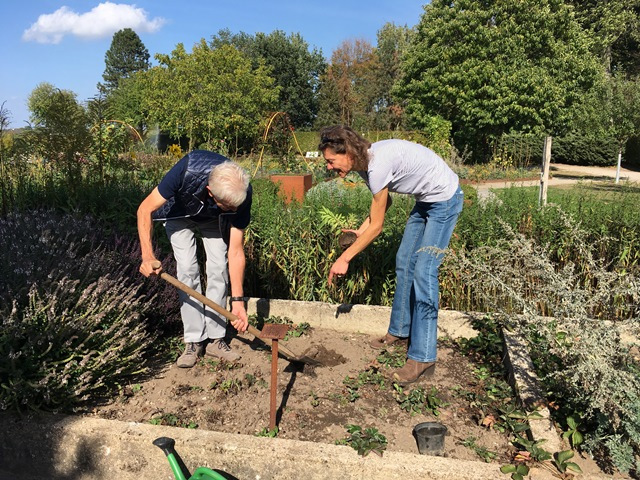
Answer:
[
  {"left": 376, "top": 348, "right": 406, "bottom": 369},
  {"left": 500, "top": 463, "right": 530, "bottom": 480},
  {"left": 244, "top": 373, "right": 267, "bottom": 389},
  {"left": 502, "top": 439, "right": 582, "bottom": 479},
  {"left": 561, "top": 415, "right": 584, "bottom": 449},
  {"left": 148, "top": 413, "right": 198, "bottom": 429},
  {"left": 335, "top": 424, "right": 388, "bottom": 457},
  {"left": 493, "top": 404, "right": 537, "bottom": 435},
  {"left": 393, "top": 384, "right": 447, "bottom": 416},
  {"left": 203, "top": 358, "right": 241, "bottom": 372},
  {"left": 460, "top": 436, "right": 498, "bottom": 463},
  {"left": 255, "top": 426, "right": 279, "bottom": 437},
  {"left": 552, "top": 450, "right": 582, "bottom": 475},
  {"left": 513, "top": 436, "right": 552, "bottom": 462},
  {"left": 211, "top": 378, "right": 243, "bottom": 395},
  {"left": 342, "top": 369, "right": 387, "bottom": 402}
]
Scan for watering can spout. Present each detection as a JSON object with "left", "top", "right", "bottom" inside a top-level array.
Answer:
[
  {"left": 154, "top": 436, "right": 227, "bottom": 480},
  {"left": 153, "top": 436, "right": 176, "bottom": 456}
]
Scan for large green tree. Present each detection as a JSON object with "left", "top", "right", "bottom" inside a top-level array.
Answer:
[
  {"left": 567, "top": 0, "right": 640, "bottom": 75},
  {"left": 107, "top": 75, "right": 149, "bottom": 137},
  {"left": 102, "top": 28, "right": 151, "bottom": 92},
  {"left": 395, "top": 0, "right": 604, "bottom": 160},
  {"left": 374, "top": 22, "right": 414, "bottom": 129},
  {"left": 140, "top": 41, "right": 278, "bottom": 151},
  {"left": 315, "top": 39, "right": 381, "bottom": 130},
  {"left": 577, "top": 75, "right": 640, "bottom": 169},
  {"left": 211, "top": 29, "right": 326, "bottom": 128},
  {"left": 27, "top": 83, "right": 90, "bottom": 184}
]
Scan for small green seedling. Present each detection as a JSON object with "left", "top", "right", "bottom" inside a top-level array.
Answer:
[
  {"left": 513, "top": 435, "right": 552, "bottom": 462},
  {"left": 256, "top": 426, "right": 279, "bottom": 437},
  {"left": 500, "top": 463, "right": 530, "bottom": 480},
  {"left": 460, "top": 436, "right": 498, "bottom": 463},
  {"left": 553, "top": 449, "right": 582, "bottom": 474},
  {"left": 148, "top": 413, "right": 198, "bottom": 429},
  {"left": 493, "top": 404, "right": 534, "bottom": 434},
  {"left": 562, "top": 415, "right": 584, "bottom": 448},
  {"left": 335, "top": 424, "right": 387, "bottom": 457},
  {"left": 376, "top": 349, "right": 406, "bottom": 368},
  {"left": 393, "top": 384, "right": 447, "bottom": 416}
]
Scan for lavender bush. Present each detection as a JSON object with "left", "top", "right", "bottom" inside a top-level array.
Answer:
[{"left": 0, "top": 209, "right": 178, "bottom": 411}]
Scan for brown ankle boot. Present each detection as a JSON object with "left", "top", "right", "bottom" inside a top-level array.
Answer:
[
  {"left": 392, "top": 359, "right": 435, "bottom": 386},
  {"left": 370, "top": 333, "right": 408, "bottom": 349}
]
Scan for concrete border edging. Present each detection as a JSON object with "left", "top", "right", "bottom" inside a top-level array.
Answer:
[
  {"left": 247, "top": 297, "right": 480, "bottom": 339},
  {"left": 1, "top": 415, "right": 508, "bottom": 480}
]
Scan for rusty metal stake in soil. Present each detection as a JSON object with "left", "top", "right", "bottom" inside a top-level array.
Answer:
[{"left": 260, "top": 323, "right": 289, "bottom": 431}]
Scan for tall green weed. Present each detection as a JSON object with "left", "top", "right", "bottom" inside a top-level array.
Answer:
[{"left": 245, "top": 177, "right": 412, "bottom": 304}]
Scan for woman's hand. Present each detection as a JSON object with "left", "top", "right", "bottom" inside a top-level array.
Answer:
[{"left": 328, "top": 256, "right": 350, "bottom": 286}]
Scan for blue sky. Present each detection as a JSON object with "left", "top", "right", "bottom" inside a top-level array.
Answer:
[{"left": 1, "top": 1, "right": 426, "bottom": 129}]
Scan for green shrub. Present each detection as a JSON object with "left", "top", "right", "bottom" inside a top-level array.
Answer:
[
  {"left": 489, "top": 133, "right": 543, "bottom": 169},
  {"left": 289, "top": 128, "right": 453, "bottom": 164},
  {"left": 552, "top": 134, "right": 618, "bottom": 166},
  {"left": 452, "top": 217, "right": 640, "bottom": 473},
  {"left": 291, "top": 131, "right": 320, "bottom": 154}
]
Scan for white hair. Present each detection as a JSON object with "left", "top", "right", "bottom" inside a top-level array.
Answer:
[{"left": 208, "top": 162, "right": 250, "bottom": 207}]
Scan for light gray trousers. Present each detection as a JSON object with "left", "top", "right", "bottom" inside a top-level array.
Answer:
[{"left": 165, "top": 217, "right": 228, "bottom": 343}]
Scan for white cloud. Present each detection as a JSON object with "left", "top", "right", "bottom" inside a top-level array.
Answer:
[{"left": 22, "top": 2, "right": 166, "bottom": 44}]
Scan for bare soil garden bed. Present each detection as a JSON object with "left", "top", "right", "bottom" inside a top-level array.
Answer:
[{"left": 87, "top": 324, "right": 515, "bottom": 463}]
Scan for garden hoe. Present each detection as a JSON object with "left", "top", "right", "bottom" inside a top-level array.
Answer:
[{"left": 152, "top": 261, "right": 321, "bottom": 366}]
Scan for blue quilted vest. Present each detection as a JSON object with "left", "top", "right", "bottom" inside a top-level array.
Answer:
[{"left": 153, "top": 150, "right": 229, "bottom": 221}]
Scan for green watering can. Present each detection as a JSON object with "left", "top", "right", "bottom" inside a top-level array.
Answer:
[{"left": 153, "top": 437, "right": 226, "bottom": 480}]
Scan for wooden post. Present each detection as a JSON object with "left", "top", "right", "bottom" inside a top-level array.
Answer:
[
  {"left": 615, "top": 149, "right": 622, "bottom": 184},
  {"left": 539, "top": 136, "right": 552, "bottom": 206}
]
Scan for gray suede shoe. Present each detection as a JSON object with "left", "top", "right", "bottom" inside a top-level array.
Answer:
[
  {"left": 206, "top": 338, "right": 241, "bottom": 362},
  {"left": 176, "top": 342, "right": 204, "bottom": 368}
]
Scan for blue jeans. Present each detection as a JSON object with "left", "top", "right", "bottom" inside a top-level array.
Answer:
[{"left": 388, "top": 186, "right": 464, "bottom": 363}]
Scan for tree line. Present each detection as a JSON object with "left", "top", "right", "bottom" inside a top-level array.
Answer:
[{"left": 4, "top": 0, "right": 640, "bottom": 164}]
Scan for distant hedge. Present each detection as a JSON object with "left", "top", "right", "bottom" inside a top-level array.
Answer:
[
  {"left": 553, "top": 134, "right": 618, "bottom": 166},
  {"left": 496, "top": 133, "right": 619, "bottom": 167}
]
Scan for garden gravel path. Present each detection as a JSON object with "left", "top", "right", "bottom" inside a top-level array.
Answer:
[{"left": 475, "top": 162, "right": 640, "bottom": 200}]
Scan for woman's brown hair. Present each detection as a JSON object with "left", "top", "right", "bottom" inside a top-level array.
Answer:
[{"left": 318, "top": 125, "right": 371, "bottom": 171}]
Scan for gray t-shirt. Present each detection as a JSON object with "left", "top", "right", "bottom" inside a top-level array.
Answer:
[{"left": 358, "top": 139, "right": 459, "bottom": 203}]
